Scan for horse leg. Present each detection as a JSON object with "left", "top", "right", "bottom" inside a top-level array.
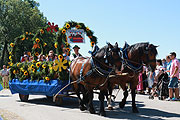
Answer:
[
  {"left": 119, "top": 86, "right": 128, "bottom": 109},
  {"left": 76, "top": 84, "right": 87, "bottom": 111},
  {"left": 99, "top": 90, "right": 106, "bottom": 116},
  {"left": 88, "top": 90, "right": 95, "bottom": 114},
  {"left": 131, "top": 88, "right": 139, "bottom": 113},
  {"left": 106, "top": 88, "right": 113, "bottom": 110}
]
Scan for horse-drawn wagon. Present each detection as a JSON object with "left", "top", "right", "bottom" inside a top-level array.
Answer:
[{"left": 8, "top": 20, "right": 158, "bottom": 116}]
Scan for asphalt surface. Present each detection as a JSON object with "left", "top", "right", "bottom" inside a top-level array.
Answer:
[{"left": 0, "top": 89, "right": 180, "bottom": 120}]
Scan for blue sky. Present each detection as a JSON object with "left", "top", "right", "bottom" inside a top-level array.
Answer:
[{"left": 37, "top": 0, "right": 180, "bottom": 59}]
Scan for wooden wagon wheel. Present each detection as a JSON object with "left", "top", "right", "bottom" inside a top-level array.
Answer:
[{"left": 19, "top": 94, "right": 29, "bottom": 102}]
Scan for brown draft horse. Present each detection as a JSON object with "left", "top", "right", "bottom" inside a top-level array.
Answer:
[
  {"left": 70, "top": 42, "right": 122, "bottom": 116},
  {"left": 108, "top": 42, "right": 158, "bottom": 113}
]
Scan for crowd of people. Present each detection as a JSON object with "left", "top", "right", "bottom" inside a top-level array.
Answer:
[
  {"left": 20, "top": 45, "right": 82, "bottom": 63},
  {"left": 137, "top": 52, "right": 180, "bottom": 101}
]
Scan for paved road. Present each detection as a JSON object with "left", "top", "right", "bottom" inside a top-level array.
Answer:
[{"left": 0, "top": 89, "right": 180, "bottom": 120}]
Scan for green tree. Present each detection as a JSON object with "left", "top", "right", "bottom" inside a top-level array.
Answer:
[{"left": 0, "top": 0, "right": 47, "bottom": 66}]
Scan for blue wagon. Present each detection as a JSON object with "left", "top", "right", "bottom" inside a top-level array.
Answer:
[{"left": 9, "top": 79, "right": 73, "bottom": 105}]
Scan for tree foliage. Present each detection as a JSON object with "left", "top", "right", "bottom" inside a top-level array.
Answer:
[{"left": 0, "top": 0, "right": 47, "bottom": 67}]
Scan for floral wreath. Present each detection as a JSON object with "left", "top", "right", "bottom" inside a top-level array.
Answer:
[{"left": 55, "top": 21, "right": 98, "bottom": 56}]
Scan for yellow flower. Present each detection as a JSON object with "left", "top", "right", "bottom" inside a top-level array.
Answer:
[
  {"left": 32, "top": 69, "right": 36, "bottom": 73},
  {"left": 24, "top": 71, "right": 28, "bottom": 76},
  {"left": 20, "top": 68, "right": 23, "bottom": 71},
  {"left": 36, "top": 62, "right": 41, "bottom": 68},
  {"left": 66, "top": 23, "right": 70, "bottom": 29},
  {"left": 36, "top": 38, "right": 40, "bottom": 43},
  {"left": 17, "top": 63, "right": 19, "bottom": 67},
  {"left": 65, "top": 42, "right": 70, "bottom": 46},
  {"left": 9, "top": 52, "right": 12, "bottom": 55},
  {"left": 13, "top": 70, "right": 16, "bottom": 74},
  {"left": 91, "top": 41, "right": 95, "bottom": 47},
  {"left": 8, "top": 62, "right": 11, "bottom": 65},
  {"left": 45, "top": 77, "right": 50, "bottom": 81},
  {"left": 9, "top": 56, "right": 12, "bottom": 60},
  {"left": 10, "top": 43, "right": 14, "bottom": 47},
  {"left": 35, "top": 52, "right": 39, "bottom": 57},
  {"left": 76, "top": 25, "right": 80, "bottom": 29},
  {"left": 31, "top": 64, "right": 34, "bottom": 69},
  {"left": 53, "top": 59, "right": 68, "bottom": 72},
  {"left": 49, "top": 66, "right": 53, "bottom": 70},
  {"left": 42, "top": 64, "right": 46, "bottom": 69},
  {"left": 58, "top": 55, "right": 63, "bottom": 60},
  {"left": 44, "top": 43, "right": 47, "bottom": 47},
  {"left": 54, "top": 43, "right": 58, "bottom": 48},
  {"left": 7, "top": 66, "right": 9, "bottom": 69},
  {"left": 26, "top": 37, "right": 28, "bottom": 40},
  {"left": 10, "top": 63, "right": 13, "bottom": 66},
  {"left": 62, "top": 29, "right": 66, "bottom": 34},
  {"left": 32, "top": 60, "right": 36, "bottom": 63},
  {"left": 21, "top": 37, "right": 25, "bottom": 41},
  {"left": 26, "top": 32, "right": 28, "bottom": 35},
  {"left": 40, "top": 29, "right": 44, "bottom": 34},
  {"left": 86, "top": 27, "right": 90, "bottom": 31},
  {"left": 66, "top": 48, "right": 70, "bottom": 52},
  {"left": 29, "top": 32, "right": 31, "bottom": 35}
]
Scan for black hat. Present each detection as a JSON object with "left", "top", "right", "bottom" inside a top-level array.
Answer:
[
  {"left": 73, "top": 45, "right": 80, "bottom": 49},
  {"left": 170, "top": 52, "right": 176, "bottom": 57}
]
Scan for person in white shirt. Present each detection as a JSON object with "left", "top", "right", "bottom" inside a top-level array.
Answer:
[
  {"left": 70, "top": 45, "right": 82, "bottom": 61},
  {"left": 1, "top": 65, "right": 9, "bottom": 89}
]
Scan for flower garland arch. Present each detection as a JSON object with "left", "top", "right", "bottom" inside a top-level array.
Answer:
[{"left": 55, "top": 21, "right": 98, "bottom": 56}]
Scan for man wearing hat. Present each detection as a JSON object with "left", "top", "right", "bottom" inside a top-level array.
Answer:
[
  {"left": 167, "top": 52, "right": 179, "bottom": 101},
  {"left": 70, "top": 45, "right": 82, "bottom": 61}
]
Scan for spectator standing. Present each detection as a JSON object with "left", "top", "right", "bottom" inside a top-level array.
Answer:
[
  {"left": 162, "top": 58, "right": 167, "bottom": 71},
  {"left": 166, "top": 55, "right": 172, "bottom": 76},
  {"left": 167, "top": 52, "right": 179, "bottom": 101},
  {"left": 147, "top": 68, "right": 155, "bottom": 94},
  {"left": 1, "top": 65, "right": 9, "bottom": 89},
  {"left": 154, "top": 59, "right": 163, "bottom": 83}
]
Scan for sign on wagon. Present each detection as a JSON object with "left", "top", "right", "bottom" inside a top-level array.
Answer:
[{"left": 66, "top": 29, "right": 85, "bottom": 43}]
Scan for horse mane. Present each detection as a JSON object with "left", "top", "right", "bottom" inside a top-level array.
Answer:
[{"left": 127, "top": 42, "right": 158, "bottom": 57}]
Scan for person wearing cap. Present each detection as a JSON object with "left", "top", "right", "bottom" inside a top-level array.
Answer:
[
  {"left": 167, "top": 52, "right": 179, "bottom": 101},
  {"left": 70, "top": 45, "right": 82, "bottom": 61}
]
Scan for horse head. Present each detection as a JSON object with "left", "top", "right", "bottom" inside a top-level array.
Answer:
[
  {"left": 106, "top": 42, "right": 122, "bottom": 67},
  {"left": 95, "top": 42, "right": 122, "bottom": 69},
  {"left": 141, "top": 43, "right": 158, "bottom": 72}
]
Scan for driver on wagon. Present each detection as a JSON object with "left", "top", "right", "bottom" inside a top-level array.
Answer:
[{"left": 70, "top": 45, "right": 82, "bottom": 61}]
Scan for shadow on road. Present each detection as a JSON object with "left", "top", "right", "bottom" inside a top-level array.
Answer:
[
  {"left": 17, "top": 97, "right": 180, "bottom": 119},
  {"left": 104, "top": 101, "right": 180, "bottom": 120},
  {"left": 17, "top": 96, "right": 79, "bottom": 109}
]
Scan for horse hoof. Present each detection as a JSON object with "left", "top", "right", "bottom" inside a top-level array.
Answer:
[
  {"left": 107, "top": 106, "right": 113, "bottom": 110},
  {"left": 99, "top": 111, "right": 106, "bottom": 117},
  {"left": 119, "top": 102, "right": 125, "bottom": 109},
  {"left": 89, "top": 109, "right": 96, "bottom": 114},
  {"left": 132, "top": 108, "right": 139, "bottom": 113},
  {"left": 79, "top": 106, "right": 87, "bottom": 111}
]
